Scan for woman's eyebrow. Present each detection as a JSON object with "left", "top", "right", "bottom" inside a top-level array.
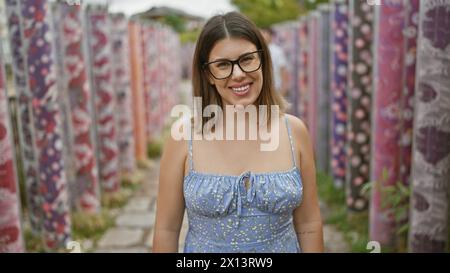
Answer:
[{"left": 209, "top": 51, "right": 256, "bottom": 62}]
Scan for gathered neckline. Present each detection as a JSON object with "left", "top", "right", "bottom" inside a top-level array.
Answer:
[{"left": 184, "top": 166, "right": 300, "bottom": 180}]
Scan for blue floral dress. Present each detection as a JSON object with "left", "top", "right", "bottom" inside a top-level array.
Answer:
[{"left": 183, "top": 117, "right": 303, "bottom": 252}]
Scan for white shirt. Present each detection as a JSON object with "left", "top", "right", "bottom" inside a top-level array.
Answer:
[{"left": 268, "top": 43, "right": 287, "bottom": 92}]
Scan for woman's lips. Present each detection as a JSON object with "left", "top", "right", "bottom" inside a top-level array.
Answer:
[{"left": 230, "top": 83, "right": 251, "bottom": 96}]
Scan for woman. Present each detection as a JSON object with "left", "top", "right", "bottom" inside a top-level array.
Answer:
[{"left": 153, "top": 12, "right": 323, "bottom": 253}]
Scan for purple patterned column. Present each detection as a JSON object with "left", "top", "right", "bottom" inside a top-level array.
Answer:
[
  {"left": 54, "top": 2, "right": 100, "bottom": 213},
  {"left": 110, "top": 13, "right": 136, "bottom": 175},
  {"left": 408, "top": 0, "right": 450, "bottom": 253},
  {"left": 346, "top": 0, "right": 374, "bottom": 212},
  {"left": 21, "top": 0, "right": 71, "bottom": 250},
  {"left": 330, "top": 0, "right": 349, "bottom": 188},
  {"left": 5, "top": 0, "right": 42, "bottom": 235},
  {"left": 369, "top": 0, "right": 406, "bottom": 248},
  {"left": 85, "top": 6, "right": 120, "bottom": 193},
  {"left": 0, "top": 49, "right": 25, "bottom": 253}
]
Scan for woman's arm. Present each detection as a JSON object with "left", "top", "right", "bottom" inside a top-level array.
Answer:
[
  {"left": 288, "top": 115, "right": 324, "bottom": 252},
  {"left": 152, "top": 131, "right": 187, "bottom": 252}
]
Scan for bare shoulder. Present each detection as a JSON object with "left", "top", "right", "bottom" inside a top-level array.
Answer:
[
  {"left": 284, "top": 113, "right": 309, "bottom": 140},
  {"left": 161, "top": 117, "right": 190, "bottom": 167}
]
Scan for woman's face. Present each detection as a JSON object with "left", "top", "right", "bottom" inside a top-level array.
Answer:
[{"left": 206, "top": 38, "right": 263, "bottom": 107}]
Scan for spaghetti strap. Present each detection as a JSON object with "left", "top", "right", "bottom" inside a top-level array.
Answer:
[
  {"left": 188, "top": 128, "right": 194, "bottom": 171},
  {"left": 284, "top": 116, "right": 297, "bottom": 168}
]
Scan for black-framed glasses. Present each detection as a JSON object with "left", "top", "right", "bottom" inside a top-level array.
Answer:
[{"left": 203, "top": 50, "right": 263, "bottom": 80}]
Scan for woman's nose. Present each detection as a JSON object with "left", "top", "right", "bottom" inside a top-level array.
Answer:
[{"left": 231, "top": 63, "right": 245, "bottom": 79}]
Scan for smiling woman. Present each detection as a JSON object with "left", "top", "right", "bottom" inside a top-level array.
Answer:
[{"left": 153, "top": 11, "right": 324, "bottom": 253}]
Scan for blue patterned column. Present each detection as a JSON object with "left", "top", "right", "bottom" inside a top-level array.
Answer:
[
  {"left": 20, "top": 0, "right": 72, "bottom": 250},
  {"left": 330, "top": 0, "right": 349, "bottom": 188}
]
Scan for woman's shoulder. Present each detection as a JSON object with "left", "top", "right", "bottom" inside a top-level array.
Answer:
[
  {"left": 284, "top": 113, "right": 309, "bottom": 136},
  {"left": 163, "top": 117, "right": 191, "bottom": 156}
]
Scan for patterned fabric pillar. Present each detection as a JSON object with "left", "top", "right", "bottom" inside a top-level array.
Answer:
[
  {"left": 4, "top": 0, "right": 42, "bottom": 234},
  {"left": 0, "top": 49, "right": 25, "bottom": 253},
  {"left": 369, "top": 0, "right": 406, "bottom": 248},
  {"left": 399, "top": 0, "right": 420, "bottom": 187},
  {"left": 307, "top": 13, "right": 319, "bottom": 149},
  {"left": 298, "top": 18, "right": 309, "bottom": 123},
  {"left": 21, "top": 0, "right": 71, "bottom": 250},
  {"left": 408, "top": 0, "right": 450, "bottom": 253},
  {"left": 128, "top": 21, "right": 148, "bottom": 163},
  {"left": 346, "top": 0, "right": 374, "bottom": 212},
  {"left": 140, "top": 23, "right": 153, "bottom": 140},
  {"left": 85, "top": 6, "right": 120, "bottom": 193},
  {"left": 330, "top": 0, "right": 349, "bottom": 188},
  {"left": 54, "top": 2, "right": 100, "bottom": 213},
  {"left": 50, "top": 2, "right": 77, "bottom": 212},
  {"left": 316, "top": 5, "right": 331, "bottom": 175},
  {"left": 111, "top": 13, "right": 136, "bottom": 174}
]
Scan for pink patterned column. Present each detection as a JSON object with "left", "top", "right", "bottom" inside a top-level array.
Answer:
[
  {"left": 21, "top": 0, "right": 71, "bottom": 250},
  {"left": 298, "top": 18, "right": 309, "bottom": 123},
  {"left": 55, "top": 2, "right": 100, "bottom": 212},
  {"left": 85, "top": 6, "right": 120, "bottom": 193},
  {"left": 111, "top": 13, "right": 136, "bottom": 174},
  {"left": 0, "top": 49, "right": 25, "bottom": 253},
  {"left": 369, "top": 0, "right": 406, "bottom": 248}
]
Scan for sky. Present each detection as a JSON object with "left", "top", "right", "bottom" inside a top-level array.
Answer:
[{"left": 83, "top": 0, "right": 237, "bottom": 18}]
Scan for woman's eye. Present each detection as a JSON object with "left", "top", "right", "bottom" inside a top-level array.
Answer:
[
  {"left": 240, "top": 56, "right": 255, "bottom": 63},
  {"left": 215, "top": 62, "right": 231, "bottom": 69}
]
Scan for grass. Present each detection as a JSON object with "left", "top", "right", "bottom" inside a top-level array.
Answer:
[
  {"left": 71, "top": 210, "right": 115, "bottom": 249},
  {"left": 316, "top": 172, "right": 370, "bottom": 253}
]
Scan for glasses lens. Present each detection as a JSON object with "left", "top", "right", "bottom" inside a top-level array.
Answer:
[
  {"left": 208, "top": 61, "right": 232, "bottom": 79},
  {"left": 239, "top": 52, "right": 261, "bottom": 73}
]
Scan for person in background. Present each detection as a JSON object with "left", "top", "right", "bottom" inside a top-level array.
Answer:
[{"left": 261, "top": 27, "right": 290, "bottom": 98}]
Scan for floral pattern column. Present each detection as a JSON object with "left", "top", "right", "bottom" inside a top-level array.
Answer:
[
  {"left": 0, "top": 48, "right": 25, "bottom": 253},
  {"left": 21, "top": 0, "right": 72, "bottom": 250},
  {"left": 346, "top": 0, "right": 374, "bottom": 212},
  {"left": 369, "top": 0, "right": 406, "bottom": 248},
  {"left": 408, "top": 0, "right": 450, "bottom": 253}
]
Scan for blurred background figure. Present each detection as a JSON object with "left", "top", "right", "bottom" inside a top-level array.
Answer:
[{"left": 261, "top": 27, "right": 290, "bottom": 98}]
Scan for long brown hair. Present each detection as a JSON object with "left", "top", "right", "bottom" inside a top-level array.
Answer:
[{"left": 191, "top": 12, "right": 287, "bottom": 131}]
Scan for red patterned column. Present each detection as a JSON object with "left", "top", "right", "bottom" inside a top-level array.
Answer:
[
  {"left": 85, "top": 6, "right": 120, "bottom": 193},
  {"left": 0, "top": 49, "right": 25, "bottom": 253},
  {"left": 54, "top": 2, "right": 100, "bottom": 212}
]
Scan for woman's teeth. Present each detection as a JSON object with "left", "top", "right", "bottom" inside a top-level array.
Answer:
[{"left": 232, "top": 84, "right": 250, "bottom": 93}]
